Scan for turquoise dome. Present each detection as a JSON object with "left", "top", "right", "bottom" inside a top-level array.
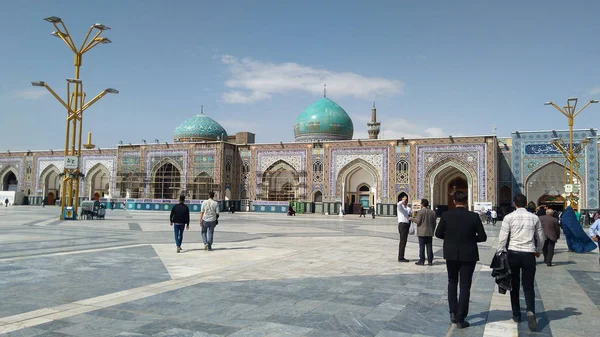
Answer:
[
  {"left": 294, "top": 98, "right": 354, "bottom": 142},
  {"left": 173, "top": 114, "right": 228, "bottom": 142}
]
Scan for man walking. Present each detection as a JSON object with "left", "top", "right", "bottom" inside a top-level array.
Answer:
[
  {"left": 200, "top": 191, "right": 219, "bottom": 251},
  {"left": 397, "top": 194, "right": 412, "bottom": 262},
  {"left": 4, "top": 198, "right": 8, "bottom": 207},
  {"left": 435, "top": 191, "right": 487, "bottom": 329},
  {"left": 539, "top": 208, "right": 560, "bottom": 266},
  {"left": 415, "top": 198, "right": 436, "bottom": 266},
  {"left": 497, "top": 194, "right": 544, "bottom": 331},
  {"left": 491, "top": 209, "right": 498, "bottom": 226},
  {"left": 170, "top": 195, "right": 190, "bottom": 253}
]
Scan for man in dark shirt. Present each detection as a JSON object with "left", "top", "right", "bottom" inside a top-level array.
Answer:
[
  {"left": 170, "top": 195, "right": 190, "bottom": 253},
  {"left": 539, "top": 208, "right": 560, "bottom": 266},
  {"left": 435, "top": 191, "right": 487, "bottom": 329}
]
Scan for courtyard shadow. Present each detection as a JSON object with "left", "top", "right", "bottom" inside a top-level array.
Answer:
[
  {"left": 183, "top": 246, "right": 257, "bottom": 253},
  {"left": 467, "top": 307, "right": 582, "bottom": 328},
  {"left": 541, "top": 261, "right": 576, "bottom": 266}
]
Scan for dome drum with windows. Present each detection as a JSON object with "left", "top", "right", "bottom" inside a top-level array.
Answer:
[
  {"left": 173, "top": 112, "right": 228, "bottom": 142},
  {"left": 294, "top": 98, "right": 354, "bottom": 142}
]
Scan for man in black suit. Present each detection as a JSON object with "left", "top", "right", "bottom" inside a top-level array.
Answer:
[{"left": 435, "top": 191, "right": 487, "bottom": 329}]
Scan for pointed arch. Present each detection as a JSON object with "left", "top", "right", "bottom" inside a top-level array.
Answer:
[
  {"left": 151, "top": 158, "right": 182, "bottom": 199},
  {"left": 313, "top": 190, "right": 323, "bottom": 202},
  {"left": 260, "top": 160, "right": 299, "bottom": 201},
  {"left": 0, "top": 165, "right": 18, "bottom": 191},
  {"left": 525, "top": 160, "right": 584, "bottom": 209},
  {"left": 335, "top": 158, "right": 380, "bottom": 197},
  {"left": 193, "top": 172, "right": 213, "bottom": 200},
  {"left": 85, "top": 163, "right": 111, "bottom": 199},
  {"left": 39, "top": 164, "right": 61, "bottom": 204},
  {"left": 425, "top": 158, "right": 476, "bottom": 210}
]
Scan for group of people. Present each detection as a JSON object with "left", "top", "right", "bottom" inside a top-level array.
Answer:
[
  {"left": 479, "top": 208, "right": 498, "bottom": 225},
  {"left": 169, "top": 191, "right": 220, "bottom": 253},
  {"left": 395, "top": 191, "right": 600, "bottom": 332}
]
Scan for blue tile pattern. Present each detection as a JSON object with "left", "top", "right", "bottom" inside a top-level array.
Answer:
[
  {"left": 294, "top": 98, "right": 354, "bottom": 142},
  {"left": 174, "top": 114, "right": 228, "bottom": 141}
]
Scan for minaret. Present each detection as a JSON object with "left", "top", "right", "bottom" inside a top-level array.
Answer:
[{"left": 367, "top": 102, "right": 381, "bottom": 139}]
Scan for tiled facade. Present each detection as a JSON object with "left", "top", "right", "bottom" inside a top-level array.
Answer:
[{"left": 1, "top": 130, "right": 598, "bottom": 213}]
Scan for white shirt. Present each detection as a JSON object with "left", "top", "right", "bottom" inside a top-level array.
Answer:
[
  {"left": 200, "top": 198, "right": 219, "bottom": 222},
  {"left": 497, "top": 208, "right": 544, "bottom": 253},
  {"left": 491, "top": 210, "right": 497, "bottom": 218},
  {"left": 397, "top": 201, "right": 411, "bottom": 223}
]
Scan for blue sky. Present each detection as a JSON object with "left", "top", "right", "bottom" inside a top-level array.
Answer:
[{"left": 2, "top": 0, "right": 600, "bottom": 151}]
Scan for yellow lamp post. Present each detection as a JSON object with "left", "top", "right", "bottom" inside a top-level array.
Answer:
[
  {"left": 32, "top": 16, "right": 118, "bottom": 219},
  {"left": 545, "top": 98, "right": 598, "bottom": 210}
]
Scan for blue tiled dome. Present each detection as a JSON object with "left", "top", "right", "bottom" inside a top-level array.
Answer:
[
  {"left": 294, "top": 98, "right": 354, "bottom": 142},
  {"left": 174, "top": 114, "right": 228, "bottom": 142}
]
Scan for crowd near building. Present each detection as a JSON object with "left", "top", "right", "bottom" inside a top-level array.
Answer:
[{"left": 1, "top": 94, "right": 598, "bottom": 216}]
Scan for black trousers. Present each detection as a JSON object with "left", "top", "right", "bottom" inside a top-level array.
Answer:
[
  {"left": 508, "top": 250, "right": 537, "bottom": 315},
  {"left": 542, "top": 240, "right": 556, "bottom": 264},
  {"left": 418, "top": 236, "right": 433, "bottom": 263},
  {"left": 446, "top": 260, "right": 476, "bottom": 321},
  {"left": 398, "top": 222, "right": 410, "bottom": 259}
]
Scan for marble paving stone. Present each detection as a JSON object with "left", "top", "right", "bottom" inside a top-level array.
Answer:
[{"left": 1, "top": 210, "right": 600, "bottom": 336}]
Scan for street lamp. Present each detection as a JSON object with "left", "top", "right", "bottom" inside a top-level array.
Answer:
[
  {"left": 32, "top": 16, "right": 117, "bottom": 220},
  {"left": 545, "top": 97, "right": 598, "bottom": 210}
]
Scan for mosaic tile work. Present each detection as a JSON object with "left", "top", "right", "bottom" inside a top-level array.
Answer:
[
  {"left": 329, "top": 147, "right": 389, "bottom": 200},
  {"left": 173, "top": 114, "right": 228, "bottom": 141},
  {"left": 0, "top": 157, "right": 23, "bottom": 191},
  {"left": 80, "top": 156, "right": 116, "bottom": 195},
  {"left": 35, "top": 157, "right": 63, "bottom": 193},
  {"left": 511, "top": 130, "right": 598, "bottom": 208},
  {"left": 256, "top": 150, "right": 307, "bottom": 198},
  {"left": 416, "top": 144, "right": 487, "bottom": 201}
]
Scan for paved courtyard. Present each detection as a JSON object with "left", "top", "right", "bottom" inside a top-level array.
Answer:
[{"left": 0, "top": 206, "right": 598, "bottom": 337}]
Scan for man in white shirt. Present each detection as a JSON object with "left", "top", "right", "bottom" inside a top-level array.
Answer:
[
  {"left": 491, "top": 209, "right": 498, "bottom": 226},
  {"left": 397, "top": 194, "right": 412, "bottom": 262},
  {"left": 200, "top": 191, "right": 220, "bottom": 251},
  {"left": 497, "top": 193, "right": 544, "bottom": 332}
]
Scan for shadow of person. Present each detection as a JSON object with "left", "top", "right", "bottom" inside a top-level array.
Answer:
[
  {"left": 182, "top": 246, "right": 256, "bottom": 252},
  {"left": 536, "top": 307, "right": 582, "bottom": 331},
  {"left": 466, "top": 307, "right": 582, "bottom": 329}
]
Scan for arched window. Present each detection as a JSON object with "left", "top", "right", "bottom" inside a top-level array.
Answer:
[
  {"left": 359, "top": 185, "right": 370, "bottom": 192},
  {"left": 242, "top": 162, "right": 249, "bottom": 174},
  {"left": 314, "top": 190, "right": 323, "bottom": 202},
  {"left": 312, "top": 160, "right": 323, "bottom": 182},
  {"left": 396, "top": 160, "right": 409, "bottom": 184},
  {"left": 225, "top": 160, "right": 232, "bottom": 173}
]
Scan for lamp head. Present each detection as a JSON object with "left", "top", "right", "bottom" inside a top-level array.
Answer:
[
  {"left": 544, "top": 102, "right": 553, "bottom": 105},
  {"left": 590, "top": 100, "right": 599, "bottom": 104},
  {"left": 50, "top": 31, "right": 66, "bottom": 38},
  {"left": 31, "top": 81, "right": 46, "bottom": 87},
  {"left": 105, "top": 88, "right": 119, "bottom": 94},
  {"left": 92, "top": 23, "right": 111, "bottom": 31},
  {"left": 43, "top": 16, "right": 62, "bottom": 23},
  {"left": 94, "top": 37, "right": 112, "bottom": 44},
  {"left": 66, "top": 78, "right": 82, "bottom": 84},
  {"left": 568, "top": 97, "right": 578, "bottom": 101}
]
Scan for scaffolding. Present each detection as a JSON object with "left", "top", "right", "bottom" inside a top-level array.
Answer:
[
  {"left": 115, "top": 149, "right": 219, "bottom": 200},
  {"left": 255, "top": 160, "right": 307, "bottom": 201}
]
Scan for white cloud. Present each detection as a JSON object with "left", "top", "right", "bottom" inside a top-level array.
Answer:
[
  {"left": 353, "top": 117, "right": 453, "bottom": 139},
  {"left": 589, "top": 86, "right": 600, "bottom": 95},
  {"left": 221, "top": 55, "right": 404, "bottom": 104},
  {"left": 14, "top": 89, "right": 48, "bottom": 100}
]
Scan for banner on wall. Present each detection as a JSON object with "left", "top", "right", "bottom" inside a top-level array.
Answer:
[{"left": 474, "top": 202, "right": 493, "bottom": 212}]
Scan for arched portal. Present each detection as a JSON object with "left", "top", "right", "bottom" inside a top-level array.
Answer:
[
  {"left": 336, "top": 159, "right": 379, "bottom": 214},
  {"left": 85, "top": 164, "right": 111, "bottom": 200},
  {"left": 427, "top": 160, "right": 474, "bottom": 211},
  {"left": 152, "top": 160, "right": 182, "bottom": 199},
  {"left": 499, "top": 185, "right": 512, "bottom": 205},
  {"left": 260, "top": 160, "right": 299, "bottom": 201},
  {"left": 313, "top": 190, "right": 323, "bottom": 202},
  {"left": 193, "top": 172, "right": 213, "bottom": 200},
  {"left": 1, "top": 170, "right": 17, "bottom": 191},
  {"left": 525, "top": 161, "right": 582, "bottom": 210},
  {"left": 119, "top": 173, "right": 141, "bottom": 198},
  {"left": 39, "top": 165, "right": 61, "bottom": 205}
]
